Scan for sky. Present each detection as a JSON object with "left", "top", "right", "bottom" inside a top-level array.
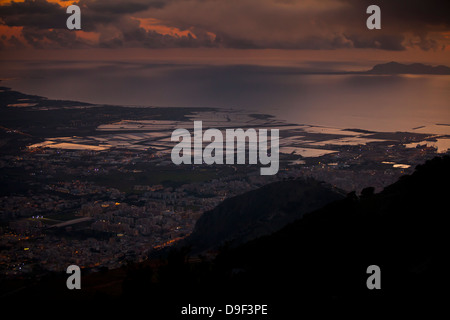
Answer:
[
  {"left": 0, "top": 0, "right": 449, "bottom": 66},
  {"left": 0, "top": 1, "right": 449, "bottom": 133}
]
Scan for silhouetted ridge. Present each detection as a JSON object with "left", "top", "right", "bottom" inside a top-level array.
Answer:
[
  {"left": 211, "top": 155, "right": 449, "bottom": 306},
  {"left": 187, "top": 178, "right": 345, "bottom": 252},
  {"left": 368, "top": 61, "right": 450, "bottom": 74},
  {"left": 117, "top": 155, "right": 449, "bottom": 313}
]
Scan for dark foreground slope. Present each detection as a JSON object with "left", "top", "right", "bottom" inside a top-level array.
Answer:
[
  {"left": 187, "top": 178, "right": 345, "bottom": 252},
  {"left": 122, "top": 156, "right": 449, "bottom": 313},
  {"left": 212, "top": 155, "right": 449, "bottom": 304}
]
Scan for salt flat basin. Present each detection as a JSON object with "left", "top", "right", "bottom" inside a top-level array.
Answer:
[
  {"left": 97, "top": 120, "right": 179, "bottom": 131},
  {"left": 411, "top": 124, "right": 450, "bottom": 136},
  {"left": 404, "top": 138, "right": 450, "bottom": 153},
  {"left": 7, "top": 103, "right": 38, "bottom": 107},
  {"left": 381, "top": 161, "right": 411, "bottom": 169},
  {"left": 29, "top": 141, "right": 110, "bottom": 151},
  {"left": 288, "top": 159, "right": 306, "bottom": 165}
]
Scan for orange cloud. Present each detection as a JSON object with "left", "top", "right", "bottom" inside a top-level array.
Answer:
[
  {"left": 0, "top": 25, "right": 26, "bottom": 48},
  {"left": 135, "top": 18, "right": 196, "bottom": 39},
  {"left": 0, "top": 24, "right": 22, "bottom": 38},
  {"left": 0, "top": 0, "right": 449, "bottom": 52},
  {"left": 0, "top": 0, "right": 75, "bottom": 5},
  {"left": 76, "top": 30, "right": 99, "bottom": 44}
]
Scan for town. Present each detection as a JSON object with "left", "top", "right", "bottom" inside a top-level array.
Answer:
[
  {"left": 0, "top": 133, "right": 444, "bottom": 277},
  {"left": 0, "top": 86, "right": 448, "bottom": 280}
]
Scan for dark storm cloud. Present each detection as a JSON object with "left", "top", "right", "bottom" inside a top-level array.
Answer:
[
  {"left": 341, "top": 0, "right": 450, "bottom": 27},
  {"left": 0, "top": 0, "right": 449, "bottom": 50},
  {"left": 0, "top": 0, "right": 95, "bottom": 48},
  {"left": 345, "top": 0, "right": 449, "bottom": 50},
  {"left": 21, "top": 25, "right": 89, "bottom": 48},
  {"left": 79, "top": 0, "right": 166, "bottom": 14},
  {"left": 77, "top": 0, "right": 170, "bottom": 32},
  {"left": 7, "top": 35, "right": 25, "bottom": 48},
  {"left": 147, "top": 0, "right": 450, "bottom": 51},
  {"left": 96, "top": 15, "right": 216, "bottom": 49},
  {"left": 344, "top": 34, "right": 406, "bottom": 51},
  {"left": 0, "top": 0, "right": 66, "bottom": 29},
  {"left": 339, "top": 0, "right": 450, "bottom": 50},
  {"left": 0, "top": 0, "right": 215, "bottom": 48},
  {"left": 0, "top": 0, "right": 169, "bottom": 31},
  {"left": 99, "top": 27, "right": 210, "bottom": 49},
  {"left": 146, "top": 0, "right": 449, "bottom": 50}
]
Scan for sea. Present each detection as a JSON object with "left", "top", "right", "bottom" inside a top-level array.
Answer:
[{"left": 1, "top": 61, "right": 449, "bottom": 135}]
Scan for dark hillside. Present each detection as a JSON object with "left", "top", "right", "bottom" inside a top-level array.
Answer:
[{"left": 187, "top": 178, "right": 345, "bottom": 252}]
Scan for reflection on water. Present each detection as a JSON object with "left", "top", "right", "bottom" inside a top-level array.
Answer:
[{"left": 382, "top": 161, "right": 411, "bottom": 169}]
